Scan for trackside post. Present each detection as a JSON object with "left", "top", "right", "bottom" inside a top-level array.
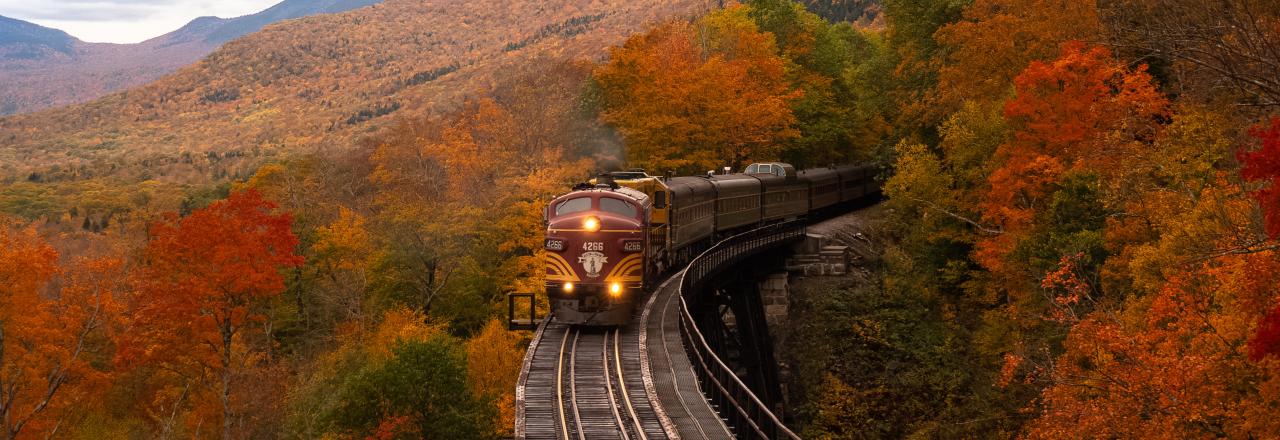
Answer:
[{"left": 508, "top": 292, "right": 538, "bottom": 331}]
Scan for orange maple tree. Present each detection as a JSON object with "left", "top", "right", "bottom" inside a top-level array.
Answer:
[
  {"left": 933, "top": 0, "right": 1103, "bottom": 114},
  {"left": 1026, "top": 250, "right": 1280, "bottom": 438},
  {"left": 977, "top": 41, "right": 1167, "bottom": 273},
  {"left": 594, "top": 7, "right": 801, "bottom": 173},
  {"left": 121, "top": 190, "right": 301, "bottom": 440},
  {"left": 0, "top": 224, "right": 123, "bottom": 440}
]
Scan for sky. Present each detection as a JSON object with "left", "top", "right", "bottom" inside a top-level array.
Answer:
[{"left": 0, "top": 0, "right": 281, "bottom": 44}]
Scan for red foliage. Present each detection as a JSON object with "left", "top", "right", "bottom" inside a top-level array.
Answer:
[
  {"left": 1002, "top": 41, "right": 1167, "bottom": 165},
  {"left": 366, "top": 414, "right": 419, "bottom": 440},
  {"left": 120, "top": 189, "right": 302, "bottom": 438},
  {"left": 1238, "top": 118, "right": 1280, "bottom": 362},
  {"left": 1237, "top": 117, "right": 1280, "bottom": 239},
  {"left": 977, "top": 41, "right": 1167, "bottom": 282},
  {"left": 1249, "top": 304, "right": 1280, "bottom": 361}
]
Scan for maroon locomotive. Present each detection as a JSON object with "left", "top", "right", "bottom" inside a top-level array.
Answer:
[{"left": 544, "top": 184, "right": 651, "bottom": 325}]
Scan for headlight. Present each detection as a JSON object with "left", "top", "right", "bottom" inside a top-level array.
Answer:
[
  {"left": 545, "top": 239, "right": 565, "bottom": 251},
  {"left": 608, "top": 282, "right": 622, "bottom": 297},
  {"left": 623, "top": 240, "right": 642, "bottom": 253},
  {"left": 583, "top": 216, "right": 600, "bottom": 232}
]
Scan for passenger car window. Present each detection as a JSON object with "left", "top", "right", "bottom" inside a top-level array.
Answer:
[
  {"left": 600, "top": 198, "right": 637, "bottom": 217},
  {"left": 555, "top": 197, "right": 591, "bottom": 216}
]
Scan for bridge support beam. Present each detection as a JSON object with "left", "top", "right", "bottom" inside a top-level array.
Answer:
[{"left": 689, "top": 256, "right": 788, "bottom": 419}]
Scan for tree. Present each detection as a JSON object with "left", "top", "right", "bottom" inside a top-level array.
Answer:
[
  {"left": 465, "top": 320, "right": 525, "bottom": 437},
  {"left": 326, "top": 335, "right": 491, "bottom": 440},
  {"left": 1238, "top": 117, "right": 1280, "bottom": 239},
  {"left": 0, "top": 224, "right": 123, "bottom": 440},
  {"left": 1238, "top": 117, "right": 1280, "bottom": 361},
  {"left": 122, "top": 190, "right": 301, "bottom": 440},
  {"left": 876, "top": 0, "right": 967, "bottom": 139},
  {"left": 282, "top": 308, "right": 447, "bottom": 439},
  {"left": 594, "top": 7, "right": 801, "bottom": 173},
  {"left": 1101, "top": 0, "right": 1280, "bottom": 109},
  {"left": 979, "top": 42, "right": 1167, "bottom": 264},
  {"left": 1026, "top": 251, "right": 1280, "bottom": 438},
  {"left": 745, "top": 0, "right": 889, "bottom": 166},
  {"left": 933, "top": 0, "right": 1103, "bottom": 112}
]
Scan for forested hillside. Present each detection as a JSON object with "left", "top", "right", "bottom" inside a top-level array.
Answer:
[{"left": 0, "top": 0, "right": 383, "bottom": 116}]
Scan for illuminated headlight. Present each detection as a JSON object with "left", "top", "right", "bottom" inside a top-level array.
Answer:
[
  {"left": 583, "top": 216, "right": 601, "bottom": 232},
  {"left": 545, "top": 239, "right": 565, "bottom": 251},
  {"left": 563, "top": 282, "right": 574, "bottom": 293},
  {"left": 608, "top": 282, "right": 623, "bottom": 297},
  {"left": 623, "top": 240, "right": 642, "bottom": 253}
]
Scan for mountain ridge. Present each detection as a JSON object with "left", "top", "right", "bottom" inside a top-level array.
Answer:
[
  {"left": 0, "top": 15, "right": 76, "bottom": 57},
  {"left": 0, "top": 0, "right": 384, "bottom": 115}
]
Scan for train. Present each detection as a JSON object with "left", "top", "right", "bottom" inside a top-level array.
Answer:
[{"left": 543, "top": 162, "right": 881, "bottom": 326}]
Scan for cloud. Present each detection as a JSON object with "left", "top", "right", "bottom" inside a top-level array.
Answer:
[{"left": 0, "top": 0, "right": 281, "bottom": 43}]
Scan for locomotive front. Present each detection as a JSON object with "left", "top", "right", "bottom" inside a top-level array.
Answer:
[{"left": 544, "top": 185, "right": 650, "bottom": 326}]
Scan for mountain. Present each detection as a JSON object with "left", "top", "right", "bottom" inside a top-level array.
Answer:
[
  {"left": 0, "top": 0, "right": 383, "bottom": 116},
  {"left": 0, "top": 15, "right": 76, "bottom": 58},
  {"left": 154, "top": 0, "right": 383, "bottom": 47},
  {"left": 0, "top": 0, "right": 706, "bottom": 218}
]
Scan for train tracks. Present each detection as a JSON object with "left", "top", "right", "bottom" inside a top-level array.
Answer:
[
  {"left": 557, "top": 327, "right": 646, "bottom": 440},
  {"left": 518, "top": 275, "right": 735, "bottom": 440},
  {"left": 523, "top": 318, "right": 669, "bottom": 440}
]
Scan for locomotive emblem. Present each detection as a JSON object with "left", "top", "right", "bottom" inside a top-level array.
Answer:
[{"left": 578, "top": 251, "right": 608, "bottom": 278}]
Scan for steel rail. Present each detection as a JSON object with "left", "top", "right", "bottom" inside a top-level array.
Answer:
[
  {"left": 569, "top": 330, "right": 585, "bottom": 440},
  {"left": 615, "top": 329, "right": 650, "bottom": 440},
  {"left": 555, "top": 328, "right": 573, "bottom": 440},
  {"left": 603, "top": 330, "right": 632, "bottom": 440}
]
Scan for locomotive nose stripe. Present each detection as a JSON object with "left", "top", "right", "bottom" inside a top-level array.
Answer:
[
  {"left": 604, "top": 254, "right": 643, "bottom": 282},
  {"left": 545, "top": 253, "right": 581, "bottom": 282}
]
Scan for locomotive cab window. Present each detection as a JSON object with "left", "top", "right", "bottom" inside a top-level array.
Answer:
[
  {"left": 600, "top": 197, "right": 638, "bottom": 218},
  {"left": 555, "top": 197, "right": 591, "bottom": 217}
]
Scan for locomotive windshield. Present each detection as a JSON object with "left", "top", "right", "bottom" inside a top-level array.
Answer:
[
  {"left": 600, "top": 197, "right": 637, "bottom": 218},
  {"left": 555, "top": 197, "right": 591, "bottom": 216}
]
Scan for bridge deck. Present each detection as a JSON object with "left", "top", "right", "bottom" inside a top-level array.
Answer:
[
  {"left": 517, "top": 271, "right": 734, "bottom": 440},
  {"left": 641, "top": 273, "right": 736, "bottom": 440}
]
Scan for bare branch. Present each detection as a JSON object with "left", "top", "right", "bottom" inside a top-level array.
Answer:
[{"left": 906, "top": 196, "right": 1005, "bottom": 235}]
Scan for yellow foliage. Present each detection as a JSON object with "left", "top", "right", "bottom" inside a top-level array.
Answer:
[
  {"left": 465, "top": 319, "right": 526, "bottom": 438},
  {"left": 365, "top": 308, "right": 447, "bottom": 361},
  {"left": 313, "top": 207, "right": 371, "bottom": 271}
]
